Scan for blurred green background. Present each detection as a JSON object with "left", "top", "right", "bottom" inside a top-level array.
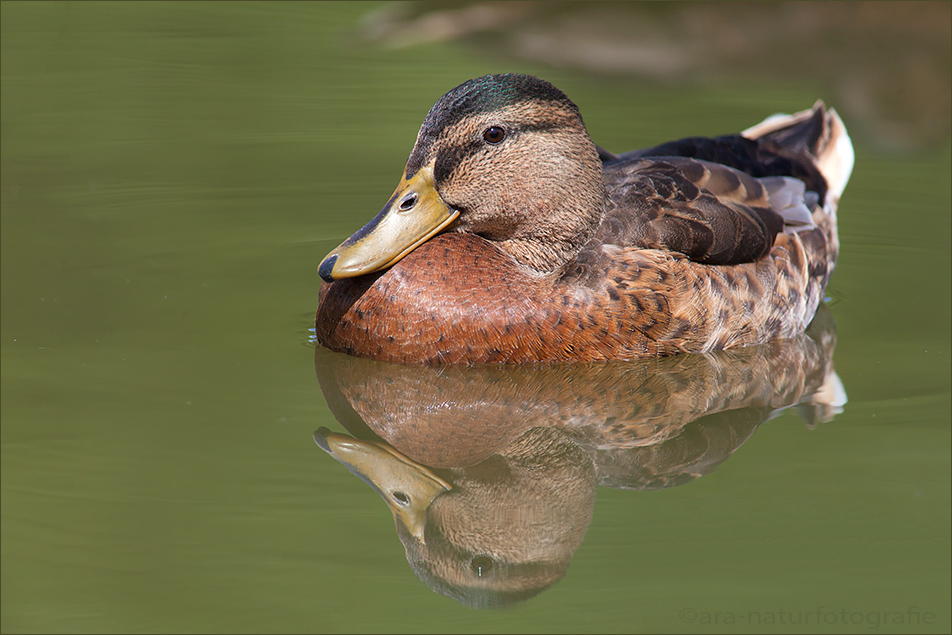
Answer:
[{"left": 2, "top": 2, "right": 949, "bottom": 633}]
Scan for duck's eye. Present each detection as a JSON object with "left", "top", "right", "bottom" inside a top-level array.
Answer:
[{"left": 482, "top": 126, "right": 506, "bottom": 144}]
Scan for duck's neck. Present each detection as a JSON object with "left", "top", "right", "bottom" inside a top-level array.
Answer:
[{"left": 491, "top": 158, "right": 607, "bottom": 275}]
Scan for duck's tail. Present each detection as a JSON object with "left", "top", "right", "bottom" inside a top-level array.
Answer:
[
  {"left": 742, "top": 101, "right": 854, "bottom": 208},
  {"left": 736, "top": 103, "right": 851, "bottom": 342}
]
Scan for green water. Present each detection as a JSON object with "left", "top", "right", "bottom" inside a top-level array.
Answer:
[{"left": 2, "top": 2, "right": 949, "bottom": 633}]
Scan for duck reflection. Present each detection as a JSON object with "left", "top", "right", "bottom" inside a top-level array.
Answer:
[{"left": 313, "top": 306, "right": 844, "bottom": 607}]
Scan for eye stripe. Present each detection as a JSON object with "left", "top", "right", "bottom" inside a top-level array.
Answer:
[
  {"left": 407, "top": 94, "right": 578, "bottom": 175},
  {"left": 431, "top": 120, "right": 570, "bottom": 185},
  {"left": 434, "top": 139, "right": 481, "bottom": 184}
]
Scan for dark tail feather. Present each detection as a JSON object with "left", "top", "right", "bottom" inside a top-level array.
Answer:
[{"left": 743, "top": 101, "right": 853, "bottom": 205}]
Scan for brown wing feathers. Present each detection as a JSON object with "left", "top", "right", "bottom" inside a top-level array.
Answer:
[{"left": 599, "top": 158, "right": 784, "bottom": 265}]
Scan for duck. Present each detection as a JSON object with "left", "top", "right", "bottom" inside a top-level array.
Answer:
[{"left": 316, "top": 73, "right": 853, "bottom": 364}]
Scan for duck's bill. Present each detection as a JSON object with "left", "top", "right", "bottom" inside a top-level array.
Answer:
[
  {"left": 313, "top": 428, "right": 451, "bottom": 543},
  {"left": 319, "top": 166, "right": 459, "bottom": 282}
]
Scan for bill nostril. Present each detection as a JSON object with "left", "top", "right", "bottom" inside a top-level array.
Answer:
[{"left": 399, "top": 194, "right": 418, "bottom": 211}]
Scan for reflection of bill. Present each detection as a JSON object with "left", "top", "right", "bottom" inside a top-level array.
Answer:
[{"left": 313, "top": 306, "right": 845, "bottom": 607}]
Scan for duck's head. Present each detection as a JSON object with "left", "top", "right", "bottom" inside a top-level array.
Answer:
[{"left": 319, "top": 74, "right": 605, "bottom": 282}]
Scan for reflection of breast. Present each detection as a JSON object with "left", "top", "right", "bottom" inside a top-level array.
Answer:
[{"left": 313, "top": 306, "right": 844, "bottom": 607}]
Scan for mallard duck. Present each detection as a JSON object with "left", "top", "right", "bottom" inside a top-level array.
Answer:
[{"left": 316, "top": 74, "right": 853, "bottom": 364}]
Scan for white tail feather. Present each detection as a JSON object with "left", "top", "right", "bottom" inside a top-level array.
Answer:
[{"left": 816, "top": 108, "right": 854, "bottom": 204}]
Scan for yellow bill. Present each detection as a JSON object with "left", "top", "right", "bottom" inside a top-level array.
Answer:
[{"left": 319, "top": 166, "right": 458, "bottom": 281}]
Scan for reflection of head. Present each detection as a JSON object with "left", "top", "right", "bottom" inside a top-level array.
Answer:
[
  {"left": 399, "top": 524, "right": 566, "bottom": 608},
  {"left": 396, "top": 427, "right": 597, "bottom": 608}
]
